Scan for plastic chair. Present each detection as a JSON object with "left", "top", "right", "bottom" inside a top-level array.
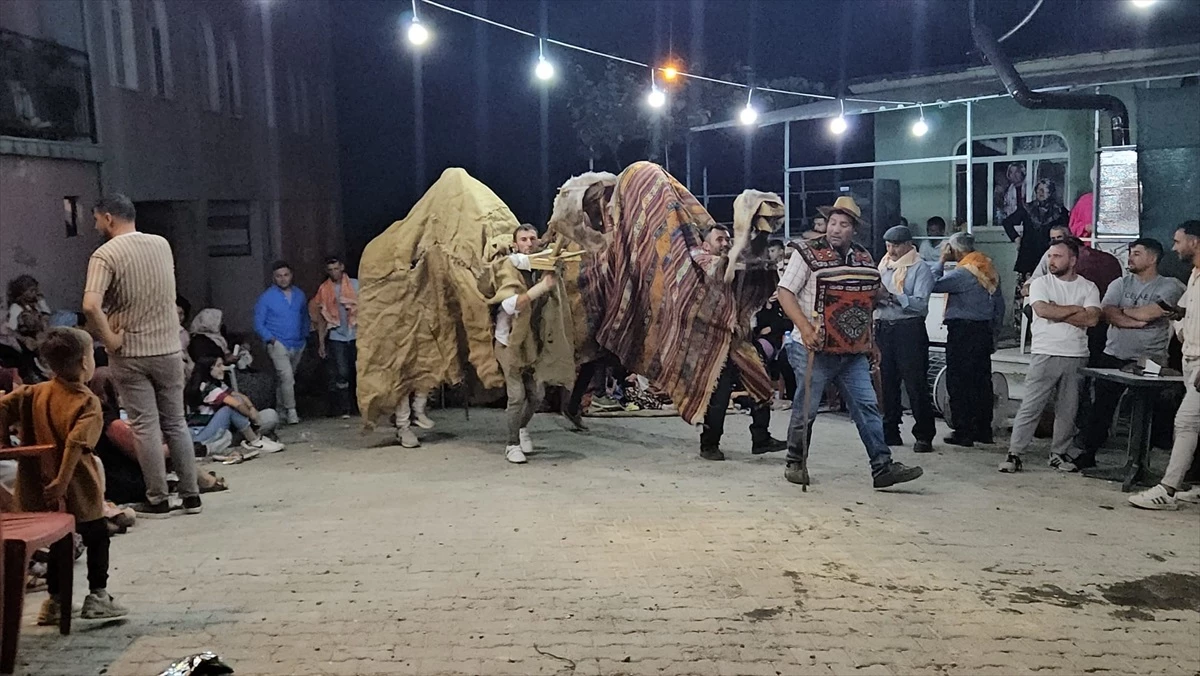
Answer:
[{"left": 0, "top": 444, "right": 75, "bottom": 675}]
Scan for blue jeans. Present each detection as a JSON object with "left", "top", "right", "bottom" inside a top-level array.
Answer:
[
  {"left": 191, "top": 406, "right": 251, "bottom": 445},
  {"left": 326, "top": 339, "right": 357, "bottom": 415},
  {"left": 784, "top": 341, "right": 893, "bottom": 476}
]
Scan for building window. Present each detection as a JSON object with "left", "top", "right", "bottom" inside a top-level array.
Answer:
[
  {"left": 224, "top": 30, "right": 243, "bottom": 117},
  {"left": 63, "top": 197, "right": 79, "bottom": 238},
  {"left": 953, "top": 132, "right": 1070, "bottom": 228},
  {"left": 207, "top": 201, "right": 252, "bottom": 257},
  {"left": 103, "top": 0, "right": 138, "bottom": 89},
  {"left": 200, "top": 16, "right": 220, "bottom": 112},
  {"left": 147, "top": 0, "right": 173, "bottom": 98}
]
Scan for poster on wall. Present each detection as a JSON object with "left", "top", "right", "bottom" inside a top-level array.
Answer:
[{"left": 1096, "top": 149, "right": 1140, "bottom": 237}]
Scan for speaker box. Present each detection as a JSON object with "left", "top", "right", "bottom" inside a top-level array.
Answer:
[{"left": 836, "top": 178, "right": 901, "bottom": 261}]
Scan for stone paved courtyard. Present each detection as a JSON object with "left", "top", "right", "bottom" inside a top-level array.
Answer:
[{"left": 16, "top": 408, "right": 1200, "bottom": 675}]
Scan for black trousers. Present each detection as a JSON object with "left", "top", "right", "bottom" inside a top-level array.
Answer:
[
  {"left": 878, "top": 319, "right": 936, "bottom": 442},
  {"left": 47, "top": 517, "right": 109, "bottom": 593},
  {"left": 701, "top": 358, "right": 770, "bottom": 449},
  {"left": 944, "top": 320, "right": 994, "bottom": 439},
  {"left": 566, "top": 352, "right": 624, "bottom": 416},
  {"left": 326, "top": 339, "right": 357, "bottom": 416}
]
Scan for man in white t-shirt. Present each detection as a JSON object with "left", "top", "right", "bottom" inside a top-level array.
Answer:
[{"left": 1000, "top": 238, "right": 1100, "bottom": 473}]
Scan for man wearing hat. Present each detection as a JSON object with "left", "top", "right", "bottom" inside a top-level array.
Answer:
[
  {"left": 777, "top": 196, "right": 925, "bottom": 489},
  {"left": 877, "top": 224, "right": 936, "bottom": 453}
]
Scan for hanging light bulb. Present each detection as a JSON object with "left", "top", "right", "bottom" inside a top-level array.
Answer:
[
  {"left": 1130, "top": 0, "right": 1157, "bottom": 7},
  {"left": 739, "top": 88, "right": 758, "bottom": 126},
  {"left": 534, "top": 39, "right": 554, "bottom": 81},
  {"left": 406, "top": 1, "right": 430, "bottom": 46},
  {"left": 911, "top": 107, "right": 928, "bottom": 137},
  {"left": 646, "top": 69, "right": 666, "bottom": 109},
  {"left": 661, "top": 65, "right": 679, "bottom": 81},
  {"left": 829, "top": 99, "right": 848, "bottom": 135},
  {"left": 407, "top": 18, "right": 429, "bottom": 45}
]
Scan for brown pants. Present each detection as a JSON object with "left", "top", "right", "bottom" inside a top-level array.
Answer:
[
  {"left": 496, "top": 341, "right": 543, "bottom": 445},
  {"left": 110, "top": 353, "right": 200, "bottom": 504}
]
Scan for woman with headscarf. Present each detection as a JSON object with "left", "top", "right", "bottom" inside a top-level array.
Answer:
[{"left": 1003, "top": 178, "right": 1068, "bottom": 326}]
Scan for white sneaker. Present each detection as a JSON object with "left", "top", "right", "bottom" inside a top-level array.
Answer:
[
  {"left": 505, "top": 445, "right": 527, "bottom": 464},
  {"left": 286, "top": 409, "right": 301, "bottom": 425},
  {"left": 1048, "top": 453, "right": 1077, "bottom": 472},
  {"left": 1128, "top": 484, "right": 1179, "bottom": 511},
  {"left": 998, "top": 454, "right": 1023, "bottom": 473},
  {"left": 243, "top": 437, "right": 284, "bottom": 454},
  {"left": 518, "top": 428, "right": 534, "bottom": 455},
  {"left": 396, "top": 426, "right": 419, "bottom": 449},
  {"left": 1175, "top": 486, "right": 1200, "bottom": 504}
]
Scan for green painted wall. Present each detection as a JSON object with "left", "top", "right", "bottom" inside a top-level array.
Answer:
[{"left": 873, "top": 84, "right": 1140, "bottom": 330}]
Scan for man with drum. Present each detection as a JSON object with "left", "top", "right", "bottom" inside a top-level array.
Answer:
[
  {"left": 876, "top": 224, "right": 936, "bottom": 453},
  {"left": 932, "top": 232, "right": 1006, "bottom": 448}
]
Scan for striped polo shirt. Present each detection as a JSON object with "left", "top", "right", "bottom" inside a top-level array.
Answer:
[{"left": 84, "top": 232, "right": 181, "bottom": 357}]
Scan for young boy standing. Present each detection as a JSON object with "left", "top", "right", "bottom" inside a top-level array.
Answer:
[{"left": 0, "top": 328, "right": 128, "bottom": 622}]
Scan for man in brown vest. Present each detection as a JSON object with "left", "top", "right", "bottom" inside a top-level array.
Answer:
[{"left": 776, "top": 197, "right": 924, "bottom": 490}]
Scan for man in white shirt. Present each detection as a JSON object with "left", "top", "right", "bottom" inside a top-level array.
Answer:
[
  {"left": 918, "top": 217, "right": 946, "bottom": 263},
  {"left": 494, "top": 224, "right": 557, "bottom": 464},
  {"left": 1129, "top": 220, "right": 1200, "bottom": 509},
  {"left": 1000, "top": 238, "right": 1100, "bottom": 473}
]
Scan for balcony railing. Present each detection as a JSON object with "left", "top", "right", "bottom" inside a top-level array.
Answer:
[{"left": 0, "top": 29, "right": 95, "bottom": 143}]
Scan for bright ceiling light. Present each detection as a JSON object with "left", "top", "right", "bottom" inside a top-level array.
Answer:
[
  {"left": 740, "top": 104, "right": 759, "bottom": 126},
  {"left": 407, "top": 18, "right": 429, "bottom": 46},
  {"left": 647, "top": 86, "right": 666, "bottom": 109},
  {"left": 662, "top": 66, "right": 679, "bottom": 81},
  {"left": 1130, "top": 0, "right": 1157, "bottom": 7},
  {"left": 912, "top": 117, "right": 928, "bottom": 136},
  {"left": 829, "top": 115, "right": 848, "bottom": 135}
]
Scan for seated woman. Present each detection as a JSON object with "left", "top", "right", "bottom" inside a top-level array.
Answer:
[
  {"left": 186, "top": 308, "right": 279, "bottom": 457},
  {"left": 5, "top": 275, "right": 51, "bottom": 383}
]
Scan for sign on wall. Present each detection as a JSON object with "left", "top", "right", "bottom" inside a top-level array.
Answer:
[{"left": 1096, "top": 148, "right": 1140, "bottom": 237}]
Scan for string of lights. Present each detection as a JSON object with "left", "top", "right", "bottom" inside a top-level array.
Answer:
[{"left": 409, "top": 0, "right": 934, "bottom": 136}]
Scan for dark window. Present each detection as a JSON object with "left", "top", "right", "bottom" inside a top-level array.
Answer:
[{"left": 63, "top": 196, "right": 79, "bottom": 237}]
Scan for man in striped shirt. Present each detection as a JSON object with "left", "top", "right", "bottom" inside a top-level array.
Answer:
[{"left": 82, "top": 194, "right": 201, "bottom": 518}]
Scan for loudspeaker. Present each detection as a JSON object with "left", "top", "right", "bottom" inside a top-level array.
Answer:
[{"left": 836, "top": 178, "right": 901, "bottom": 261}]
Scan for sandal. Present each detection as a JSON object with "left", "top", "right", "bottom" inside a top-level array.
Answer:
[
  {"left": 213, "top": 449, "right": 259, "bottom": 465},
  {"left": 200, "top": 474, "right": 229, "bottom": 493}
]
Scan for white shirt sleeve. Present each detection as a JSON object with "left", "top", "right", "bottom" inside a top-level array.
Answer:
[
  {"left": 1027, "top": 276, "right": 1049, "bottom": 305},
  {"left": 500, "top": 295, "right": 519, "bottom": 316},
  {"left": 6, "top": 305, "right": 20, "bottom": 331},
  {"left": 1083, "top": 281, "right": 1101, "bottom": 309},
  {"left": 777, "top": 250, "right": 810, "bottom": 295},
  {"left": 507, "top": 254, "right": 532, "bottom": 271}
]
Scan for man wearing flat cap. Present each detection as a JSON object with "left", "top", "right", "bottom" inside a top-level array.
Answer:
[{"left": 876, "top": 224, "right": 936, "bottom": 453}]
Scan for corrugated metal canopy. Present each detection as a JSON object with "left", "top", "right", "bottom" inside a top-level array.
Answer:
[{"left": 691, "top": 44, "right": 1200, "bottom": 132}]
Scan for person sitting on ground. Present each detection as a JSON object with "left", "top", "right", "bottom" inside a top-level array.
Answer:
[
  {"left": 5, "top": 274, "right": 52, "bottom": 382},
  {"left": 186, "top": 353, "right": 283, "bottom": 461},
  {"left": 0, "top": 327, "right": 129, "bottom": 622}
]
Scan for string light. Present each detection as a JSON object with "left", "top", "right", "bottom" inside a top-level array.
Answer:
[
  {"left": 911, "top": 107, "right": 928, "bottom": 136},
  {"left": 1130, "top": 0, "right": 1157, "bottom": 7},
  {"left": 534, "top": 39, "right": 554, "bottom": 81},
  {"left": 661, "top": 65, "right": 679, "bottom": 81},
  {"left": 407, "top": 0, "right": 430, "bottom": 46},
  {"left": 646, "top": 69, "right": 666, "bottom": 109},
  {"left": 829, "top": 99, "right": 848, "bottom": 135},
  {"left": 739, "top": 88, "right": 759, "bottom": 126}
]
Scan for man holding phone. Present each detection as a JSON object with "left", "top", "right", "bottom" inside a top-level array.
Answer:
[{"left": 1069, "top": 238, "right": 1184, "bottom": 471}]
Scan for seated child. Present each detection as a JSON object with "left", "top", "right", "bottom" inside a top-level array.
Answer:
[{"left": 0, "top": 327, "right": 128, "bottom": 622}]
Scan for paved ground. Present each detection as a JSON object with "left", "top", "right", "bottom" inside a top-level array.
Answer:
[{"left": 16, "top": 407, "right": 1200, "bottom": 676}]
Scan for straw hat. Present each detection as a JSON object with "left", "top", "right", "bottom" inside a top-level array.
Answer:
[{"left": 817, "top": 196, "right": 869, "bottom": 227}]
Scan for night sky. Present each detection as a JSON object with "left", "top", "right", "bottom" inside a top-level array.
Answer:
[{"left": 332, "top": 0, "right": 1200, "bottom": 268}]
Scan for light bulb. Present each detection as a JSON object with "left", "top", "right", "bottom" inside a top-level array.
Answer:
[
  {"left": 912, "top": 117, "right": 928, "bottom": 137},
  {"left": 1130, "top": 0, "right": 1156, "bottom": 7},
  {"left": 829, "top": 115, "right": 847, "bottom": 135},
  {"left": 535, "top": 56, "right": 554, "bottom": 81},
  {"left": 739, "top": 104, "right": 758, "bottom": 126},
  {"left": 662, "top": 66, "right": 679, "bottom": 81},
  {"left": 647, "top": 87, "right": 666, "bottom": 109},
  {"left": 407, "top": 19, "right": 429, "bottom": 46}
]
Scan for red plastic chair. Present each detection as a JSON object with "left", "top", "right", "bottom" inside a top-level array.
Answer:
[{"left": 0, "top": 444, "right": 76, "bottom": 675}]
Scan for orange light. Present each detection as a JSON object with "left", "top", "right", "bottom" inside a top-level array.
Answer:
[{"left": 661, "top": 66, "right": 678, "bottom": 81}]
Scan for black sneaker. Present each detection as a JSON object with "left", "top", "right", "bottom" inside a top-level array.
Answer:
[
  {"left": 873, "top": 462, "right": 924, "bottom": 489},
  {"left": 943, "top": 432, "right": 974, "bottom": 448},
  {"left": 751, "top": 437, "right": 787, "bottom": 455},
  {"left": 884, "top": 430, "right": 903, "bottom": 447},
  {"left": 1069, "top": 452, "right": 1097, "bottom": 470},
  {"left": 973, "top": 432, "right": 995, "bottom": 445},
  {"left": 181, "top": 496, "right": 203, "bottom": 515},
  {"left": 913, "top": 439, "right": 934, "bottom": 453},
  {"left": 132, "top": 500, "right": 173, "bottom": 519},
  {"left": 561, "top": 409, "right": 588, "bottom": 432},
  {"left": 699, "top": 446, "right": 725, "bottom": 461}
]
